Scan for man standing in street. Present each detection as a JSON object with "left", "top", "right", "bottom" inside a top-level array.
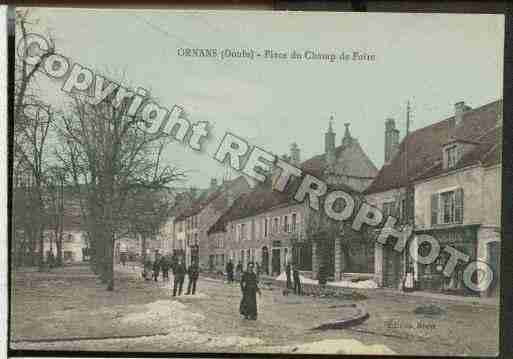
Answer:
[
  {"left": 152, "top": 254, "right": 161, "bottom": 282},
  {"left": 226, "top": 259, "right": 234, "bottom": 283},
  {"left": 293, "top": 264, "right": 302, "bottom": 295},
  {"left": 186, "top": 259, "right": 200, "bottom": 295},
  {"left": 285, "top": 262, "right": 292, "bottom": 290},
  {"left": 235, "top": 260, "right": 243, "bottom": 282},
  {"left": 161, "top": 254, "right": 171, "bottom": 281},
  {"left": 173, "top": 257, "right": 186, "bottom": 296}
]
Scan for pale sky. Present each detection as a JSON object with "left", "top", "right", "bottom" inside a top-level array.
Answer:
[{"left": 22, "top": 8, "right": 504, "bottom": 188}]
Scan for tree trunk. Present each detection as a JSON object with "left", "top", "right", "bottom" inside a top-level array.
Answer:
[
  {"left": 106, "top": 234, "right": 115, "bottom": 291},
  {"left": 38, "top": 228, "right": 44, "bottom": 271},
  {"left": 99, "top": 230, "right": 108, "bottom": 283},
  {"left": 56, "top": 231, "right": 63, "bottom": 267},
  {"left": 141, "top": 234, "right": 147, "bottom": 265}
]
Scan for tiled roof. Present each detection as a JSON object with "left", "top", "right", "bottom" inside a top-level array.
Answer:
[
  {"left": 301, "top": 140, "right": 377, "bottom": 179},
  {"left": 365, "top": 100, "right": 501, "bottom": 194},
  {"left": 174, "top": 176, "right": 247, "bottom": 221},
  {"left": 207, "top": 165, "right": 358, "bottom": 235}
]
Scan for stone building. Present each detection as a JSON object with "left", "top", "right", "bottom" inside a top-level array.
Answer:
[
  {"left": 365, "top": 99, "right": 502, "bottom": 296},
  {"left": 173, "top": 176, "right": 251, "bottom": 268},
  {"left": 207, "top": 119, "right": 378, "bottom": 279}
]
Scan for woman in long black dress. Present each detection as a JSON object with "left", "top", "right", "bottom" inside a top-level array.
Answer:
[{"left": 240, "top": 262, "right": 261, "bottom": 320}]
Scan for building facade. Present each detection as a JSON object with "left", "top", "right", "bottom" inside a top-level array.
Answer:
[
  {"left": 174, "top": 176, "right": 251, "bottom": 268},
  {"left": 208, "top": 119, "right": 378, "bottom": 280},
  {"left": 365, "top": 99, "right": 502, "bottom": 296}
]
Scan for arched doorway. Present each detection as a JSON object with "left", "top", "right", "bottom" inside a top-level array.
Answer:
[{"left": 261, "top": 246, "right": 269, "bottom": 275}]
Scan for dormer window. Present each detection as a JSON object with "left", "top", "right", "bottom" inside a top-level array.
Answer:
[{"left": 445, "top": 145, "right": 459, "bottom": 169}]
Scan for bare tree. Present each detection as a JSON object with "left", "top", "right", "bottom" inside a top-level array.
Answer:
[
  {"left": 13, "top": 10, "right": 55, "bottom": 270},
  {"left": 124, "top": 186, "right": 179, "bottom": 265},
  {"left": 56, "top": 88, "right": 186, "bottom": 290},
  {"left": 304, "top": 187, "right": 368, "bottom": 284},
  {"left": 44, "top": 165, "right": 68, "bottom": 267}
]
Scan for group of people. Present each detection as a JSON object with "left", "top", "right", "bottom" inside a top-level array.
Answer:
[
  {"left": 141, "top": 255, "right": 302, "bottom": 322},
  {"left": 143, "top": 254, "right": 173, "bottom": 281},
  {"left": 171, "top": 257, "right": 200, "bottom": 296},
  {"left": 142, "top": 255, "right": 200, "bottom": 296},
  {"left": 225, "top": 259, "right": 261, "bottom": 283}
]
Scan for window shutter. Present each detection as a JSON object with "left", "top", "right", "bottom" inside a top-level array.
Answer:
[
  {"left": 455, "top": 188, "right": 464, "bottom": 223},
  {"left": 255, "top": 219, "right": 260, "bottom": 240},
  {"left": 431, "top": 194, "right": 439, "bottom": 226}
]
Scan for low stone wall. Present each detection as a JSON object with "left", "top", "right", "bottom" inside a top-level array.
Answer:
[{"left": 271, "top": 278, "right": 369, "bottom": 299}]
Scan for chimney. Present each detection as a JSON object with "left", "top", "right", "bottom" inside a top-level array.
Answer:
[
  {"left": 290, "top": 142, "right": 300, "bottom": 165},
  {"left": 384, "top": 118, "right": 400, "bottom": 164},
  {"left": 454, "top": 101, "right": 471, "bottom": 127},
  {"left": 325, "top": 116, "right": 336, "bottom": 166},
  {"left": 342, "top": 123, "right": 353, "bottom": 147}
]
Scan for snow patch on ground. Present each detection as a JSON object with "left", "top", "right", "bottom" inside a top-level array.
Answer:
[
  {"left": 182, "top": 293, "right": 209, "bottom": 299},
  {"left": 15, "top": 299, "right": 264, "bottom": 351},
  {"left": 260, "top": 338, "right": 395, "bottom": 355},
  {"left": 328, "top": 280, "right": 378, "bottom": 289},
  {"left": 274, "top": 273, "right": 378, "bottom": 289},
  {"left": 121, "top": 300, "right": 204, "bottom": 327},
  {"left": 118, "top": 299, "right": 262, "bottom": 349},
  {"left": 35, "top": 280, "right": 71, "bottom": 287},
  {"left": 275, "top": 272, "right": 317, "bottom": 284}
]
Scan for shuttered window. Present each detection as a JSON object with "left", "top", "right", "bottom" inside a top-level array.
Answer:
[
  {"left": 431, "top": 193, "right": 439, "bottom": 226},
  {"left": 455, "top": 188, "right": 464, "bottom": 223},
  {"left": 255, "top": 218, "right": 260, "bottom": 240}
]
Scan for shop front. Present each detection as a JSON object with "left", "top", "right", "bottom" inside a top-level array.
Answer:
[{"left": 413, "top": 225, "right": 479, "bottom": 296}]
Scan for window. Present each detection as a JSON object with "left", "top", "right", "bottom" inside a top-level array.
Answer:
[
  {"left": 264, "top": 218, "right": 268, "bottom": 237},
  {"left": 284, "top": 215, "right": 289, "bottom": 233},
  {"left": 382, "top": 202, "right": 396, "bottom": 218},
  {"left": 194, "top": 233, "right": 198, "bottom": 245},
  {"left": 291, "top": 213, "right": 297, "bottom": 232},
  {"left": 400, "top": 199, "right": 407, "bottom": 221},
  {"left": 431, "top": 188, "right": 464, "bottom": 225},
  {"left": 442, "top": 191, "right": 455, "bottom": 223},
  {"left": 446, "top": 145, "right": 459, "bottom": 168},
  {"left": 241, "top": 223, "right": 246, "bottom": 240},
  {"left": 273, "top": 217, "right": 279, "bottom": 233}
]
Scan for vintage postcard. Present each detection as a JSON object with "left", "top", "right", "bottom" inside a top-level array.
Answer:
[{"left": 9, "top": 7, "right": 504, "bottom": 357}]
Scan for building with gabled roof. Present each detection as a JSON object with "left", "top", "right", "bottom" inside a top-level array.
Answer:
[
  {"left": 365, "top": 99, "right": 502, "bottom": 297},
  {"left": 173, "top": 176, "right": 251, "bottom": 268},
  {"left": 207, "top": 120, "right": 378, "bottom": 279}
]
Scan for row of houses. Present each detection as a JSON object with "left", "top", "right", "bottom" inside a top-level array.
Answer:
[
  {"left": 166, "top": 99, "right": 502, "bottom": 297},
  {"left": 25, "top": 98, "right": 501, "bottom": 298}
]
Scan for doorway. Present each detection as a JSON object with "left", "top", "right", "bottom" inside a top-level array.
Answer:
[
  {"left": 261, "top": 246, "right": 269, "bottom": 274},
  {"left": 272, "top": 248, "right": 281, "bottom": 275}
]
